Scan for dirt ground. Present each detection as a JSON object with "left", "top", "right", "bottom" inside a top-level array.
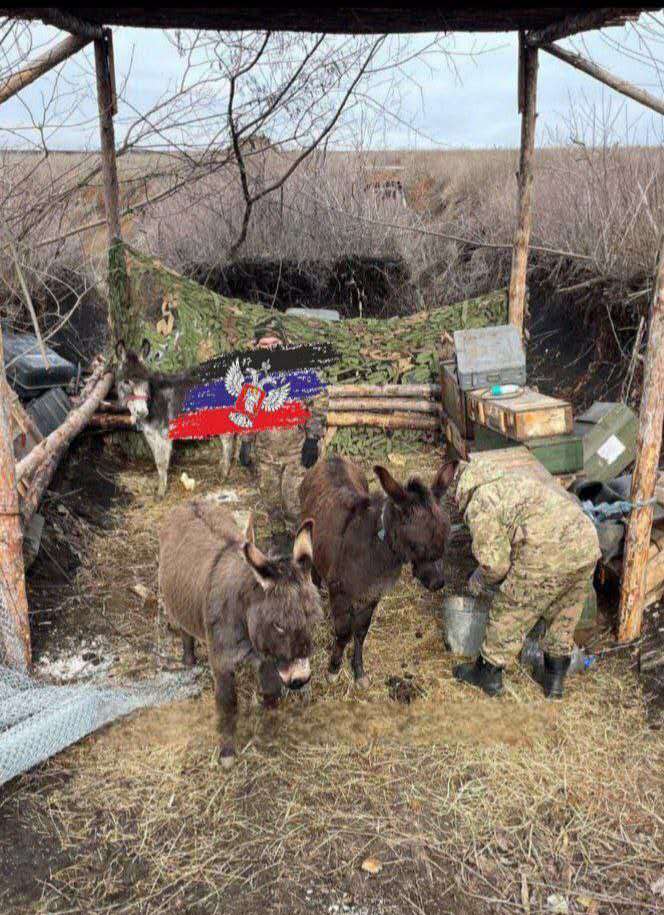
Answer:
[{"left": 1, "top": 436, "right": 663, "bottom": 915}]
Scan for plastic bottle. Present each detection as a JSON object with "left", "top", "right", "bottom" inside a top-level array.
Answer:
[{"left": 489, "top": 383, "right": 521, "bottom": 396}]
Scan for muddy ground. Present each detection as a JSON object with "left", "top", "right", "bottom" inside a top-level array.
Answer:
[{"left": 1, "top": 435, "right": 663, "bottom": 915}]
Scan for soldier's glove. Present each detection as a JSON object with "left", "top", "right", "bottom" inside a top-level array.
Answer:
[
  {"left": 239, "top": 440, "right": 253, "bottom": 468},
  {"left": 468, "top": 567, "right": 498, "bottom": 599},
  {"left": 301, "top": 437, "right": 319, "bottom": 469}
]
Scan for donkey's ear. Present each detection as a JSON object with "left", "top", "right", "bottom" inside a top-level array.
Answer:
[
  {"left": 242, "top": 541, "right": 277, "bottom": 590},
  {"left": 140, "top": 338, "right": 151, "bottom": 359},
  {"left": 374, "top": 465, "right": 409, "bottom": 506},
  {"left": 244, "top": 511, "right": 255, "bottom": 545},
  {"left": 293, "top": 519, "right": 314, "bottom": 569},
  {"left": 432, "top": 460, "right": 458, "bottom": 500},
  {"left": 115, "top": 339, "right": 127, "bottom": 360}
]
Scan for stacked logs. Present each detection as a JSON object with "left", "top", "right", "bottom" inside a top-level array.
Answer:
[{"left": 325, "top": 383, "right": 442, "bottom": 434}]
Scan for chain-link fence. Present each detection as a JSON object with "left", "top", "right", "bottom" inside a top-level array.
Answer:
[{"left": 0, "top": 664, "right": 201, "bottom": 786}]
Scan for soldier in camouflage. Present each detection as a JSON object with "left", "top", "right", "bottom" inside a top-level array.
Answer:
[
  {"left": 239, "top": 317, "right": 325, "bottom": 537},
  {"left": 449, "top": 460, "right": 601, "bottom": 699}
]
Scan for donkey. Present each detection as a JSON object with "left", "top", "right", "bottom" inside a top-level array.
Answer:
[
  {"left": 115, "top": 340, "right": 236, "bottom": 497},
  {"left": 159, "top": 498, "right": 322, "bottom": 766},
  {"left": 300, "top": 456, "right": 454, "bottom": 687}
]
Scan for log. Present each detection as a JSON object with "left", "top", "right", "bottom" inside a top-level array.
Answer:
[
  {"left": 20, "top": 372, "right": 114, "bottom": 525},
  {"left": 88, "top": 412, "right": 135, "bottom": 430},
  {"left": 526, "top": 10, "right": 636, "bottom": 46},
  {"left": 327, "top": 398, "right": 442, "bottom": 415},
  {"left": 326, "top": 411, "right": 440, "bottom": 431},
  {"left": 326, "top": 384, "right": 441, "bottom": 399},
  {"left": 0, "top": 329, "right": 30, "bottom": 670},
  {"left": 619, "top": 236, "right": 664, "bottom": 641},
  {"left": 17, "top": 370, "right": 113, "bottom": 492},
  {"left": 508, "top": 35, "right": 538, "bottom": 336},
  {"left": 0, "top": 33, "right": 90, "bottom": 105},
  {"left": 540, "top": 42, "right": 664, "bottom": 118}
]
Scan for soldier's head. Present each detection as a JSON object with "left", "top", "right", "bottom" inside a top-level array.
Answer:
[{"left": 254, "top": 317, "right": 288, "bottom": 350}]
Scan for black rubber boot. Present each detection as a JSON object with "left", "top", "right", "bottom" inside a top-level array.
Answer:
[
  {"left": 453, "top": 655, "right": 504, "bottom": 697},
  {"left": 537, "top": 653, "right": 571, "bottom": 700}
]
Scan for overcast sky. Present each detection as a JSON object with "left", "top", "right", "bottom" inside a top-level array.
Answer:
[{"left": 1, "top": 19, "right": 663, "bottom": 150}]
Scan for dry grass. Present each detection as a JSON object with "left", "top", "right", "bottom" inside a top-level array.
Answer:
[{"left": 3, "top": 441, "right": 663, "bottom": 915}]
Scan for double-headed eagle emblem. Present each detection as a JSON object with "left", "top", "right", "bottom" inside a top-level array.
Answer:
[{"left": 224, "top": 358, "right": 291, "bottom": 430}]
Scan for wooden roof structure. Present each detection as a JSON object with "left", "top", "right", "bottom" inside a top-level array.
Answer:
[
  {"left": 0, "top": 2, "right": 662, "bottom": 670},
  {"left": 0, "top": 4, "right": 658, "bottom": 34}
]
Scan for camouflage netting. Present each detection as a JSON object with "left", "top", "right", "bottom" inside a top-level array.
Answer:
[{"left": 119, "top": 246, "right": 506, "bottom": 459}]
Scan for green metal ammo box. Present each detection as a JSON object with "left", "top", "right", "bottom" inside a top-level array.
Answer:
[
  {"left": 473, "top": 424, "right": 584, "bottom": 475},
  {"left": 573, "top": 402, "right": 637, "bottom": 483}
]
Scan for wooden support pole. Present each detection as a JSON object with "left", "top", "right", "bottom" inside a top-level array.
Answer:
[
  {"left": 94, "top": 29, "right": 131, "bottom": 342},
  {"left": 540, "top": 42, "right": 664, "bottom": 118},
  {"left": 508, "top": 35, "right": 538, "bottom": 336},
  {"left": 0, "top": 32, "right": 90, "bottom": 106},
  {"left": 0, "top": 328, "right": 31, "bottom": 671},
  {"left": 94, "top": 30, "right": 121, "bottom": 244},
  {"left": 618, "top": 238, "right": 664, "bottom": 642}
]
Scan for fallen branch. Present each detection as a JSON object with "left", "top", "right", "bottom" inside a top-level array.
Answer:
[
  {"left": 327, "top": 397, "right": 442, "bottom": 415},
  {"left": 326, "top": 383, "right": 441, "bottom": 399},
  {"left": 18, "top": 370, "right": 114, "bottom": 524},
  {"left": 326, "top": 410, "right": 440, "bottom": 431}
]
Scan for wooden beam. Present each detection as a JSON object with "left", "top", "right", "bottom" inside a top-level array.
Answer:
[
  {"left": 540, "top": 41, "right": 664, "bottom": 117},
  {"left": 619, "top": 238, "right": 664, "bottom": 642},
  {"left": 508, "top": 36, "right": 539, "bottom": 335},
  {"left": 38, "top": 7, "right": 104, "bottom": 40},
  {"left": 0, "top": 32, "right": 90, "bottom": 106},
  {"left": 526, "top": 9, "right": 636, "bottom": 46},
  {"left": 0, "top": 328, "right": 31, "bottom": 671}
]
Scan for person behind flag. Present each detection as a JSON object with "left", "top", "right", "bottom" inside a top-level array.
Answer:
[{"left": 239, "top": 316, "right": 325, "bottom": 539}]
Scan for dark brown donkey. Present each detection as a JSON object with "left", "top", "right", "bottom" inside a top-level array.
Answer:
[
  {"left": 300, "top": 456, "right": 454, "bottom": 687},
  {"left": 159, "top": 499, "right": 322, "bottom": 766}
]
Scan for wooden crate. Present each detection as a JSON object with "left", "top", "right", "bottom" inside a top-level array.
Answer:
[
  {"left": 439, "top": 359, "right": 471, "bottom": 439},
  {"left": 466, "top": 387, "right": 573, "bottom": 441}
]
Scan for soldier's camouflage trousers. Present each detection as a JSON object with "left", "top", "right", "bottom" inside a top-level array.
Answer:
[
  {"left": 257, "top": 456, "right": 306, "bottom": 532},
  {"left": 481, "top": 563, "right": 597, "bottom": 668}
]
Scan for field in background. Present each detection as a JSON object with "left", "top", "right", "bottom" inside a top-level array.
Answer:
[{"left": 0, "top": 143, "right": 662, "bottom": 395}]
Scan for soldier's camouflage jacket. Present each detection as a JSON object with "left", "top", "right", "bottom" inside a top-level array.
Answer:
[{"left": 454, "top": 462, "right": 601, "bottom": 585}]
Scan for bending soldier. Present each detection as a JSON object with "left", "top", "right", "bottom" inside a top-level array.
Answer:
[{"left": 449, "top": 460, "right": 601, "bottom": 700}]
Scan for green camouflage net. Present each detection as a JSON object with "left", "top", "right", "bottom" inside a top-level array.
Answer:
[{"left": 120, "top": 246, "right": 506, "bottom": 461}]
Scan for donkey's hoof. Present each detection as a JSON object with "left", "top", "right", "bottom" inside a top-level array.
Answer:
[
  {"left": 219, "top": 747, "right": 236, "bottom": 770},
  {"left": 326, "top": 668, "right": 341, "bottom": 684},
  {"left": 355, "top": 675, "right": 371, "bottom": 691}
]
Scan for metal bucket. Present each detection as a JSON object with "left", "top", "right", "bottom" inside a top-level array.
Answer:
[{"left": 441, "top": 595, "right": 489, "bottom": 658}]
